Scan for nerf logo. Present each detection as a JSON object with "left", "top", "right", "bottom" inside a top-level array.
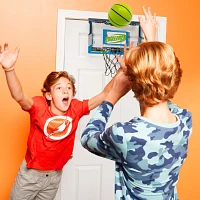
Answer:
[{"left": 105, "top": 34, "right": 126, "bottom": 44}]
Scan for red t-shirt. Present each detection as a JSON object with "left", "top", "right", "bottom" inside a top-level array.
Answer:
[{"left": 24, "top": 96, "right": 89, "bottom": 170}]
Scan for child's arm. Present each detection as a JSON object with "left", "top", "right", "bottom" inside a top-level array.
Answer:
[
  {"left": 0, "top": 43, "right": 33, "bottom": 110},
  {"left": 81, "top": 101, "right": 127, "bottom": 162},
  {"left": 88, "top": 67, "right": 130, "bottom": 111},
  {"left": 87, "top": 74, "right": 114, "bottom": 111}
]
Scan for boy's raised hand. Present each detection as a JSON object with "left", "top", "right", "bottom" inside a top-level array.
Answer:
[
  {"left": 139, "top": 6, "right": 158, "bottom": 41},
  {"left": 116, "top": 41, "right": 134, "bottom": 71},
  {"left": 0, "top": 43, "right": 20, "bottom": 70}
]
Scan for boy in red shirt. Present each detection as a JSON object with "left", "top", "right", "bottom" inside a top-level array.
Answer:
[{"left": 0, "top": 55, "right": 116, "bottom": 199}]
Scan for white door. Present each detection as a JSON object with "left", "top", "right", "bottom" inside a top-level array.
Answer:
[{"left": 55, "top": 10, "right": 166, "bottom": 200}]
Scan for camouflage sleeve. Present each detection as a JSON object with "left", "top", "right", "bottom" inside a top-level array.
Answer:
[
  {"left": 81, "top": 101, "right": 126, "bottom": 162},
  {"left": 168, "top": 100, "right": 179, "bottom": 112},
  {"left": 168, "top": 100, "right": 192, "bottom": 138},
  {"left": 168, "top": 100, "right": 187, "bottom": 115}
]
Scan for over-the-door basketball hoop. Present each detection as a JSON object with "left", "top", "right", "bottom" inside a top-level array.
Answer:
[{"left": 88, "top": 18, "right": 144, "bottom": 77}]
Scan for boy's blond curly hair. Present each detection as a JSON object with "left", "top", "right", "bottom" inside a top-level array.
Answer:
[{"left": 125, "top": 41, "right": 182, "bottom": 107}]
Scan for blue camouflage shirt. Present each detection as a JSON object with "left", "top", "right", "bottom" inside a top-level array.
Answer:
[{"left": 81, "top": 101, "right": 192, "bottom": 200}]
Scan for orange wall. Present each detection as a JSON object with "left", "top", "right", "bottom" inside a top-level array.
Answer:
[{"left": 0, "top": 0, "right": 199, "bottom": 199}]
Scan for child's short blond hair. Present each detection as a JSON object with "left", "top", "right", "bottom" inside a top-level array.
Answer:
[{"left": 125, "top": 41, "right": 182, "bottom": 107}]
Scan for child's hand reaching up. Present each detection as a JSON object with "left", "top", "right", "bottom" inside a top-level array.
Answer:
[
  {"left": 0, "top": 43, "right": 20, "bottom": 72},
  {"left": 139, "top": 6, "right": 158, "bottom": 41}
]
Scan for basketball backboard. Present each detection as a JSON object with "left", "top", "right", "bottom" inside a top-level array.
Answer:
[{"left": 88, "top": 18, "right": 144, "bottom": 54}]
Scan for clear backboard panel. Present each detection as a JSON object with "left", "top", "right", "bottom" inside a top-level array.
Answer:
[{"left": 88, "top": 18, "right": 144, "bottom": 55}]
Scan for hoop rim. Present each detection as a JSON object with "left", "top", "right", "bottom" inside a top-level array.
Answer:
[{"left": 101, "top": 47, "right": 124, "bottom": 55}]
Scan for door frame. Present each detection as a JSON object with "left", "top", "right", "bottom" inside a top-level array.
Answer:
[{"left": 56, "top": 9, "right": 167, "bottom": 71}]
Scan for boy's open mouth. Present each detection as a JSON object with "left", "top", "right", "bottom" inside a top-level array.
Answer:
[{"left": 62, "top": 97, "right": 69, "bottom": 104}]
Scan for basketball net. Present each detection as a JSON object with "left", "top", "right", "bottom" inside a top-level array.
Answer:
[{"left": 102, "top": 48, "right": 124, "bottom": 77}]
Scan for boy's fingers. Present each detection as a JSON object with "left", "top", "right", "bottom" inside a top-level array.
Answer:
[
  {"left": 142, "top": 6, "right": 149, "bottom": 21},
  {"left": 130, "top": 41, "right": 134, "bottom": 49},
  {"left": 116, "top": 54, "right": 120, "bottom": 60},
  {"left": 123, "top": 44, "right": 127, "bottom": 55},
  {"left": 4, "top": 43, "right": 8, "bottom": 50},
  {"left": 153, "top": 13, "right": 156, "bottom": 20},
  {"left": 15, "top": 46, "right": 20, "bottom": 55},
  {"left": 147, "top": 7, "right": 153, "bottom": 18},
  {"left": 143, "top": 6, "right": 155, "bottom": 22}
]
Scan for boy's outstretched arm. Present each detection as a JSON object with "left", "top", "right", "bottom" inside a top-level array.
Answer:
[
  {"left": 88, "top": 74, "right": 114, "bottom": 111},
  {"left": 0, "top": 43, "right": 33, "bottom": 110},
  {"left": 88, "top": 67, "right": 131, "bottom": 111}
]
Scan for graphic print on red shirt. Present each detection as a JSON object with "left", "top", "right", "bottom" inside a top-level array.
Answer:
[{"left": 44, "top": 116, "right": 72, "bottom": 140}]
